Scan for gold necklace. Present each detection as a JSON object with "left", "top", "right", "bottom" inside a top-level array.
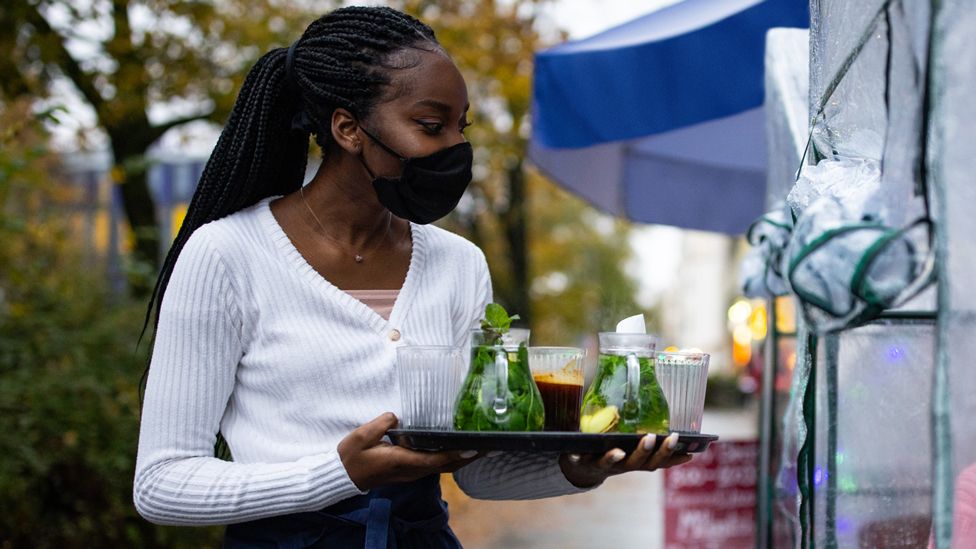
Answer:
[{"left": 300, "top": 186, "right": 391, "bottom": 263}]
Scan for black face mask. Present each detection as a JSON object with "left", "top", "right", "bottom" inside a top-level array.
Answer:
[{"left": 358, "top": 126, "right": 473, "bottom": 225}]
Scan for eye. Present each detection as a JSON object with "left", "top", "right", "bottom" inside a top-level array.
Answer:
[{"left": 416, "top": 120, "right": 444, "bottom": 134}]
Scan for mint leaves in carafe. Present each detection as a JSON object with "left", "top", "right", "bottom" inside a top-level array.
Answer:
[
  {"left": 453, "top": 303, "right": 544, "bottom": 432},
  {"left": 580, "top": 353, "right": 669, "bottom": 434},
  {"left": 479, "top": 303, "right": 520, "bottom": 344}
]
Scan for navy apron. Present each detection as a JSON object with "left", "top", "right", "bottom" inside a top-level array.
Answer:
[{"left": 223, "top": 475, "right": 461, "bottom": 549}]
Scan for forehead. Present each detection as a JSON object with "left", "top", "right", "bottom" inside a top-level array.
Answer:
[{"left": 378, "top": 48, "right": 468, "bottom": 113}]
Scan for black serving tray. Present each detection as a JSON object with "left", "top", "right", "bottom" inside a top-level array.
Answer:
[{"left": 388, "top": 430, "right": 718, "bottom": 455}]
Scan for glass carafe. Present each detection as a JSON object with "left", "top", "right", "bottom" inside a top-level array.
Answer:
[
  {"left": 453, "top": 328, "right": 545, "bottom": 431},
  {"left": 579, "top": 333, "right": 670, "bottom": 434}
]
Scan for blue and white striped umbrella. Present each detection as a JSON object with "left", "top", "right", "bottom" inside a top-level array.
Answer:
[{"left": 529, "top": 0, "right": 808, "bottom": 235}]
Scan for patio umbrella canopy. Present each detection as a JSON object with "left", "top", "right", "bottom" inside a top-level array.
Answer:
[{"left": 529, "top": 0, "right": 808, "bottom": 235}]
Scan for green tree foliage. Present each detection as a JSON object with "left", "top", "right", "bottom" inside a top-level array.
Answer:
[
  {"left": 0, "top": 0, "right": 330, "bottom": 291},
  {"left": 0, "top": 101, "right": 223, "bottom": 547},
  {"left": 1, "top": 0, "right": 648, "bottom": 327}
]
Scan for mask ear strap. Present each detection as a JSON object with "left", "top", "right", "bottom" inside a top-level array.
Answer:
[
  {"left": 357, "top": 153, "right": 379, "bottom": 181},
  {"left": 359, "top": 125, "right": 408, "bottom": 162}
]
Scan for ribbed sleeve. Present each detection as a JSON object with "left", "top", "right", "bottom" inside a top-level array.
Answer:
[
  {"left": 134, "top": 227, "right": 364, "bottom": 525},
  {"left": 453, "top": 452, "right": 592, "bottom": 500}
]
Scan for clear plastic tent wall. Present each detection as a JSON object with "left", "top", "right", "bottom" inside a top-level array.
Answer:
[
  {"left": 930, "top": 0, "right": 976, "bottom": 546},
  {"left": 756, "top": 0, "right": 976, "bottom": 547},
  {"left": 764, "top": 29, "right": 810, "bottom": 206},
  {"left": 740, "top": 29, "right": 807, "bottom": 300}
]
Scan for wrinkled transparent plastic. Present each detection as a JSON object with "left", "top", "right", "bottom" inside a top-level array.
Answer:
[{"left": 784, "top": 158, "right": 932, "bottom": 333}]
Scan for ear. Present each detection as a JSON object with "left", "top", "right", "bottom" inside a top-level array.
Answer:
[{"left": 331, "top": 108, "right": 362, "bottom": 154}]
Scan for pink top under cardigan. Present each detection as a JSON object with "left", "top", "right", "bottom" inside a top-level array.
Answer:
[{"left": 346, "top": 289, "right": 399, "bottom": 321}]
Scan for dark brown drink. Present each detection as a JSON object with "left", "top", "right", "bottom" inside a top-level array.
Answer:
[{"left": 534, "top": 375, "right": 584, "bottom": 432}]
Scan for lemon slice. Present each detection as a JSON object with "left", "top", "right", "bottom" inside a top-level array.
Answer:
[{"left": 580, "top": 405, "right": 620, "bottom": 433}]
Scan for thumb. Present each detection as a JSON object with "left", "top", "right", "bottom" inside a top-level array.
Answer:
[
  {"left": 357, "top": 412, "right": 400, "bottom": 444},
  {"left": 595, "top": 448, "right": 627, "bottom": 472}
]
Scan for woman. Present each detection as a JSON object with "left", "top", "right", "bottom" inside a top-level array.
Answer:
[{"left": 134, "top": 6, "right": 690, "bottom": 547}]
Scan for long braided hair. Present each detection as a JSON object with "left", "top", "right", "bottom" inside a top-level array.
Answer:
[
  {"left": 143, "top": 6, "right": 439, "bottom": 340},
  {"left": 140, "top": 10, "right": 441, "bottom": 445}
]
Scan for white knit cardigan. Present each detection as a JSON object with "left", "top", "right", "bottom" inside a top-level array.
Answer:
[{"left": 134, "top": 198, "right": 587, "bottom": 526}]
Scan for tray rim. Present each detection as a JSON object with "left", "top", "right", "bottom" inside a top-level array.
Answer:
[{"left": 388, "top": 429, "right": 719, "bottom": 454}]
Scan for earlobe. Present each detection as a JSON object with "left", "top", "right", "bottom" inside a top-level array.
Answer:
[{"left": 331, "top": 107, "right": 361, "bottom": 154}]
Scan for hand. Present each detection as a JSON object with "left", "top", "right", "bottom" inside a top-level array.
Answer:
[
  {"left": 337, "top": 412, "right": 479, "bottom": 491},
  {"left": 558, "top": 433, "right": 694, "bottom": 489}
]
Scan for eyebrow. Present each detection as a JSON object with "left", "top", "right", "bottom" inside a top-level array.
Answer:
[{"left": 413, "top": 99, "right": 470, "bottom": 114}]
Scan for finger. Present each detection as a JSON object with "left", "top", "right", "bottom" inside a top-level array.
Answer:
[
  {"left": 355, "top": 412, "right": 400, "bottom": 446},
  {"left": 393, "top": 447, "right": 470, "bottom": 471},
  {"left": 595, "top": 448, "right": 628, "bottom": 473},
  {"left": 416, "top": 449, "right": 481, "bottom": 473},
  {"left": 622, "top": 434, "right": 658, "bottom": 470},
  {"left": 645, "top": 432, "right": 679, "bottom": 470},
  {"left": 562, "top": 452, "right": 601, "bottom": 465}
]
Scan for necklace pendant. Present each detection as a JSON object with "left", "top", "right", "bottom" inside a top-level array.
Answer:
[{"left": 355, "top": 255, "right": 364, "bottom": 263}]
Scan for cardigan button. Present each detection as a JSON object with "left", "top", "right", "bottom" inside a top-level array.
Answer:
[{"left": 388, "top": 329, "right": 402, "bottom": 342}]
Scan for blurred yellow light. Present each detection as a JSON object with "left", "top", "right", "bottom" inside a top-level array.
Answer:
[
  {"left": 775, "top": 296, "right": 797, "bottom": 333},
  {"left": 94, "top": 210, "right": 110, "bottom": 252},
  {"left": 733, "top": 325, "right": 752, "bottom": 346},
  {"left": 728, "top": 300, "right": 752, "bottom": 325},
  {"left": 171, "top": 203, "right": 189, "bottom": 240},
  {"left": 663, "top": 346, "right": 679, "bottom": 352},
  {"left": 732, "top": 340, "right": 752, "bottom": 366},
  {"left": 786, "top": 352, "right": 797, "bottom": 371},
  {"left": 122, "top": 220, "right": 134, "bottom": 252},
  {"left": 749, "top": 305, "right": 768, "bottom": 340}
]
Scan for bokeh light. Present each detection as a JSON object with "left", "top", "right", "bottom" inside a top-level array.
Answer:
[{"left": 727, "top": 299, "right": 752, "bottom": 325}]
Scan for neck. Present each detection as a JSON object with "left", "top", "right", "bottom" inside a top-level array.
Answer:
[{"left": 301, "top": 153, "right": 394, "bottom": 245}]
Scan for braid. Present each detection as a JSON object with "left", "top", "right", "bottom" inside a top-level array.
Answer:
[
  {"left": 141, "top": 6, "right": 440, "bottom": 351},
  {"left": 292, "top": 7, "right": 441, "bottom": 150}
]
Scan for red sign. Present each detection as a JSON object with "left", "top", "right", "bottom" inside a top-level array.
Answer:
[{"left": 664, "top": 440, "right": 758, "bottom": 549}]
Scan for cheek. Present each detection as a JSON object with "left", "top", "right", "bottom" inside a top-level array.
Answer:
[{"left": 390, "top": 131, "right": 435, "bottom": 158}]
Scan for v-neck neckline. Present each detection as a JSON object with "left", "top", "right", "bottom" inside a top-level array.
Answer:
[{"left": 259, "top": 196, "right": 425, "bottom": 334}]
